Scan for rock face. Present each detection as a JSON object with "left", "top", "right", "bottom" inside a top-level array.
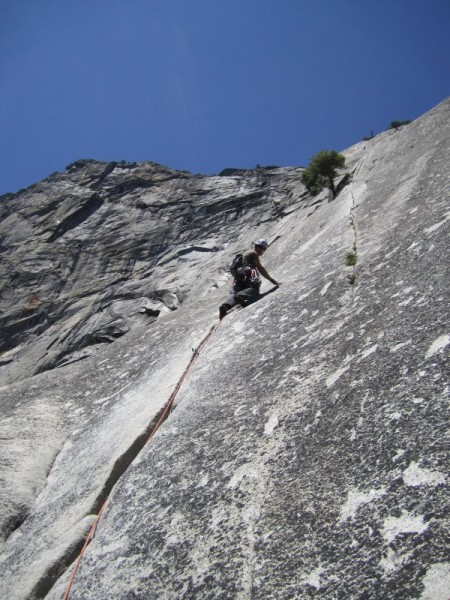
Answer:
[
  {"left": 0, "top": 99, "right": 449, "bottom": 599},
  {"left": 0, "top": 159, "right": 295, "bottom": 385}
]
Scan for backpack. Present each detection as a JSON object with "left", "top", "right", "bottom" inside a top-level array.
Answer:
[
  {"left": 230, "top": 253, "right": 247, "bottom": 278},
  {"left": 230, "top": 253, "right": 261, "bottom": 288}
]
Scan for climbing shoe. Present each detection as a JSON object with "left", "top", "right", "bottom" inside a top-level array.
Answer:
[{"left": 219, "top": 305, "right": 228, "bottom": 320}]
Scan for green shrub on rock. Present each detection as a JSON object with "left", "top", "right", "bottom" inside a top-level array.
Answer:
[
  {"left": 301, "top": 150, "right": 346, "bottom": 198},
  {"left": 389, "top": 120, "right": 411, "bottom": 129}
]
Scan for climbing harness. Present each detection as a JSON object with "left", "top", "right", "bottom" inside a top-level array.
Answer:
[{"left": 62, "top": 316, "right": 224, "bottom": 599}]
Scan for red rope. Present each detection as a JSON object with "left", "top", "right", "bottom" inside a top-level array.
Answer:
[
  {"left": 145, "top": 322, "right": 220, "bottom": 445},
  {"left": 62, "top": 503, "right": 106, "bottom": 600},
  {"left": 62, "top": 319, "right": 221, "bottom": 599}
]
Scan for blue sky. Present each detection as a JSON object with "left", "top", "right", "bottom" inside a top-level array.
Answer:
[{"left": 1, "top": 0, "right": 449, "bottom": 195}]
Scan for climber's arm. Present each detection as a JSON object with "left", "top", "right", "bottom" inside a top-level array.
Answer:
[{"left": 254, "top": 257, "right": 280, "bottom": 286}]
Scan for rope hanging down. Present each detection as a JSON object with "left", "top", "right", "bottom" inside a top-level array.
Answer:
[{"left": 62, "top": 318, "right": 222, "bottom": 599}]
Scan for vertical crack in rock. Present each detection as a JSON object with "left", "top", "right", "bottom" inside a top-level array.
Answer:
[
  {"left": 88, "top": 403, "right": 170, "bottom": 515},
  {"left": 346, "top": 160, "right": 363, "bottom": 292},
  {"left": 346, "top": 213, "right": 358, "bottom": 291},
  {"left": 29, "top": 535, "right": 88, "bottom": 600},
  {"left": 45, "top": 328, "right": 219, "bottom": 599},
  {"left": 39, "top": 381, "right": 185, "bottom": 600}
]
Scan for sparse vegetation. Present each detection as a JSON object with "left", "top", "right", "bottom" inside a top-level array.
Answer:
[
  {"left": 65, "top": 159, "right": 96, "bottom": 172},
  {"left": 346, "top": 251, "right": 357, "bottom": 267},
  {"left": 301, "top": 150, "right": 346, "bottom": 198},
  {"left": 346, "top": 215, "right": 358, "bottom": 285},
  {"left": 389, "top": 120, "right": 412, "bottom": 130}
]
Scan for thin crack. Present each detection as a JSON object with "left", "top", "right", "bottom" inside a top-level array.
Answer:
[{"left": 346, "top": 158, "right": 363, "bottom": 293}]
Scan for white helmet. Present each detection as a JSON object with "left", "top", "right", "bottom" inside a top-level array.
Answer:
[{"left": 254, "top": 238, "right": 269, "bottom": 249}]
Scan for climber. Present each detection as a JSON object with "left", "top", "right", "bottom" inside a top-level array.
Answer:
[{"left": 219, "top": 239, "right": 280, "bottom": 319}]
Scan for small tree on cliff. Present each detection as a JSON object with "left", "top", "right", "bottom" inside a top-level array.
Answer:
[{"left": 301, "top": 150, "right": 346, "bottom": 198}]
